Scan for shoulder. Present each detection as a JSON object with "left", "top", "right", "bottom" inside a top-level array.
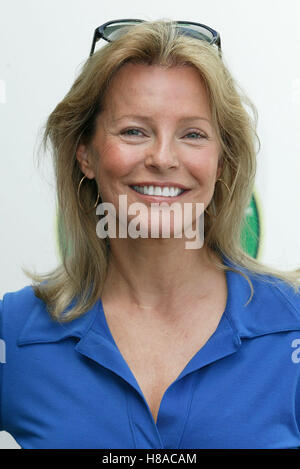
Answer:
[
  {"left": 1, "top": 284, "right": 44, "bottom": 309},
  {"left": 249, "top": 270, "right": 300, "bottom": 318},
  {"left": 266, "top": 275, "right": 300, "bottom": 314},
  {"left": 0, "top": 284, "right": 99, "bottom": 346},
  {"left": 223, "top": 259, "right": 300, "bottom": 338},
  {"left": 0, "top": 285, "right": 43, "bottom": 331},
  {"left": 0, "top": 286, "right": 53, "bottom": 350}
]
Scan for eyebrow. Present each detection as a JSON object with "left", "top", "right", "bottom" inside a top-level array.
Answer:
[{"left": 112, "top": 115, "right": 211, "bottom": 124}]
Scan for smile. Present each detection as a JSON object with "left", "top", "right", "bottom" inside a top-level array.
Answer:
[{"left": 130, "top": 185, "right": 186, "bottom": 197}]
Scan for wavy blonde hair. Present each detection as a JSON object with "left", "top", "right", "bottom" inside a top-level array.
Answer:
[{"left": 24, "top": 19, "right": 300, "bottom": 322}]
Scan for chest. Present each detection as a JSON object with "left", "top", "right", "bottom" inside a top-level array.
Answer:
[
  {"left": 7, "top": 321, "right": 300, "bottom": 448},
  {"left": 102, "top": 294, "right": 227, "bottom": 424}
]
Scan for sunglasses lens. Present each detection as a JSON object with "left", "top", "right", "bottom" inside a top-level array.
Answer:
[
  {"left": 175, "top": 23, "right": 215, "bottom": 43},
  {"left": 103, "top": 21, "right": 142, "bottom": 41},
  {"left": 100, "top": 21, "right": 218, "bottom": 49}
]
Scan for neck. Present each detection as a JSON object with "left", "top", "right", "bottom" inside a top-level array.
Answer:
[{"left": 102, "top": 237, "right": 222, "bottom": 316}]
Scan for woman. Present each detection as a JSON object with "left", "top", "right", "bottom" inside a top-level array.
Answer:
[{"left": 1, "top": 19, "right": 300, "bottom": 449}]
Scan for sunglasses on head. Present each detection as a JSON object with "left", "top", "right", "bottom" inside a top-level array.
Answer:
[{"left": 89, "top": 19, "right": 222, "bottom": 58}]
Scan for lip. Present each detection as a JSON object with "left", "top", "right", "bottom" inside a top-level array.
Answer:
[
  {"left": 129, "top": 185, "right": 189, "bottom": 203},
  {"left": 130, "top": 181, "right": 190, "bottom": 190}
]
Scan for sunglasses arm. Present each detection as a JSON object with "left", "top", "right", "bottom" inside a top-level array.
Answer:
[{"left": 89, "top": 30, "right": 101, "bottom": 57}]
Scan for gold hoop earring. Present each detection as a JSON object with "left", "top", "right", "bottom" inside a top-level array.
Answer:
[
  {"left": 204, "top": 178, "right": 231, "bottom": 217},
  {"left": 77, "top": 175, "right": 101, "bottom": 213},
  {"left": 216, "top": 178, "right": 231, "bottom": 196}
]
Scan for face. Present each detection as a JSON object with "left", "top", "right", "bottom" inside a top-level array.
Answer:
[{"left": 76, "top": 63, "right": 222, "bottom": 239}]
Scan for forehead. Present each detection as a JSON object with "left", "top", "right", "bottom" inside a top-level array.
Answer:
[{"left": 102, "top": 63, "right": 211, "bottom": 119}]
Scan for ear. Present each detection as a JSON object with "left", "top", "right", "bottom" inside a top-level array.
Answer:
[{"left": 76, "top": 143, "right": 96, "bottom": 179}]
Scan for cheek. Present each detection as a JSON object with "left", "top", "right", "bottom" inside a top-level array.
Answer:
[
  {"left": 96, "top": 141, "right": 140, "bottom": 179},
  {"left": 186, "top": 150, "right": 219, "bottom": 180}
]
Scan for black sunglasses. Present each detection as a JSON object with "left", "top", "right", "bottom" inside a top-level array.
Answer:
[{"left": 89, "top": 19, "right": 222, "bottom": 58}]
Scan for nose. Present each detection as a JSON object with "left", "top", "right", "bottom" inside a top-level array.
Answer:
[{"left": 144, "top": 136, "right": 180, "bottom": 171}]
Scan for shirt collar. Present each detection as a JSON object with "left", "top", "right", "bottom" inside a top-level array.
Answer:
[
  {"left": 222, "top": 254, "right": 300, "bottom": 338},
  {"left": 17, "top": 254, "right": 300, "bottom": 347},
  {"left": 17, "top": 293, "right": 100, "bottom": 345}
]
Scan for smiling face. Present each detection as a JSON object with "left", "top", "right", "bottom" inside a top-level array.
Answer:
[{"left": 76, "top": 62, "right": 222, "bottom": 239}]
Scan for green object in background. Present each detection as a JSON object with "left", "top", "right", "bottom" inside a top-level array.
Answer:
[{"left": 241, "top": 191, "right": 262, "bottom": 259}]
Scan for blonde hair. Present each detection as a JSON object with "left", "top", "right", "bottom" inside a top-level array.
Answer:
[{"left": 24, "top": 19, "right": 300, "bottom": 322}]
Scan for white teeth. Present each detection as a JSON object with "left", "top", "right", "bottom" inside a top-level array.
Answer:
[{"left": 132, "top": 185, "right": 185, "bottom": 197}]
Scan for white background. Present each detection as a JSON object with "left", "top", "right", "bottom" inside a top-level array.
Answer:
[{"left": 0, "top": 0, "right": 300, "bottom": 449}]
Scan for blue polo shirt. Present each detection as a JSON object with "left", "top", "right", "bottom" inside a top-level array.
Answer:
[{"left": 1, "top": 256, "right": 300, "bottom": 449}]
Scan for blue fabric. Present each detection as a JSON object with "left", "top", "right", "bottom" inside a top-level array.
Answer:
[{"left": 1, "top": 255, "right": 300, "bottom": 449}]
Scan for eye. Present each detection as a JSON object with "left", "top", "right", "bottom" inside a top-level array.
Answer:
[
  {"left": 184, "top": 131, "right": 207, "bottom": 139},
  {"left": 121, "top": 128, "right": 145, "bottom": 137}
]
